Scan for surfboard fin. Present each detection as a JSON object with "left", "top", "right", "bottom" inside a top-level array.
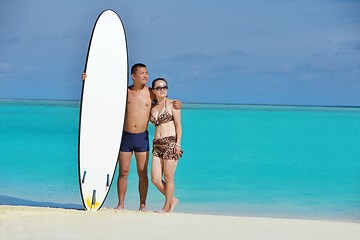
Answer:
[
  {"left": 91, "top": 190, "right": 96, "bottom": 208},
  {"left": 82, "top": 171, "right": 87, "bottom": 184},
  {"left": 106, "top": 174, "right": 110, "bottom": 187}
]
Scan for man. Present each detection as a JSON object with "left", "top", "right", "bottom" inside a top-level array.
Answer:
[{"left": 82, "top": 63, "right": 182, "bottom": 211}]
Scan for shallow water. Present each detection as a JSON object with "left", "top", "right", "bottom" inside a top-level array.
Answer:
[{"left": 0, "top": 99, "right": 359, "bottom": 220}]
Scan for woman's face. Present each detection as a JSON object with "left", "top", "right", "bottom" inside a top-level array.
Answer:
[{"left": 153, "top": 80, "right": 168, "bottom": 98}]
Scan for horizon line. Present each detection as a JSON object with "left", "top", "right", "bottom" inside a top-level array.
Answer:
[{"left": 0, "top": 97, "right": 359, "bottom": 108}]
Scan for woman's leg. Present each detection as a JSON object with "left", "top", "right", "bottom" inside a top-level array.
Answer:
[
  {"left": 162, "top": 159, "right": 178, "bottom": 212},
  {"left": 151, "top": 155, "right": 165, "bottom": 192},
  {"left": 152, "top": 156, "right": 179, "bottom": 212}
]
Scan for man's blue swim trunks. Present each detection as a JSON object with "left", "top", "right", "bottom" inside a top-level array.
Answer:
[{"left": 120, "top": 131, "right": 150, "bottom": 152}]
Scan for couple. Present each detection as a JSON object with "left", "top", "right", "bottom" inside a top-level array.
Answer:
[{"left": 82, "top": 63, "right": 183, "bottom": 213}]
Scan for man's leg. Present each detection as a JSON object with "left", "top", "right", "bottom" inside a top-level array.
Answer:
[
  {"left": 134, "top": 151, "right": 149, "bottom": 210},
  {"left": 115, "top": 151, "right": 132, "bottom": 210}
]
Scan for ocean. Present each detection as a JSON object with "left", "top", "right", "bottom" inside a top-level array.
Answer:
[{"left": 0, "top": 99, "right": 359, "bottom": 220}]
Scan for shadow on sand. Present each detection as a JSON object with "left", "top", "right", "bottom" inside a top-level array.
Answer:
[{"left": 0, "top": 195, "right": 83, "bottom": 210}]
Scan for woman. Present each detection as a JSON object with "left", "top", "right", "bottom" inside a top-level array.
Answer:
[{"left": 150, "top": 78, "right": 183, "bottom": 213}]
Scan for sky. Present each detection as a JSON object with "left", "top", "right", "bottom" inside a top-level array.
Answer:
[{"left": 0, "top": 0, "right": 359, "bottom": 106}]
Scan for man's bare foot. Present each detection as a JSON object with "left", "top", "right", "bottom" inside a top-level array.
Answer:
[
  {"left": 170, "top": 198, "right": 179, "bottom": 212},
  {"left": 139, "top": 204, "right": 147, "bottom": 212}
]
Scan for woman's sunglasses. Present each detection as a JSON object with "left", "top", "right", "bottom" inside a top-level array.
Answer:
[{"left": 154, "top": 86, "right": 168, "bottom": 91}]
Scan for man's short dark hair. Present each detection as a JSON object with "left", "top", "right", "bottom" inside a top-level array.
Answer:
[{"left": 131, "top": 63, "right": 147, "bottom": 75}]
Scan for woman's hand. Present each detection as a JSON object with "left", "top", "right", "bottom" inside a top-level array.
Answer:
[{"left": 174, "top": 144, "right": 182, "bottom": 155}]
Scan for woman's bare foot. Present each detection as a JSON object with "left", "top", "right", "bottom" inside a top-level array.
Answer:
[
  {"left": 170, "top": 198, "right": 179, "bottom": 212},
  {"left": 155, "top": 209, "right": 169, "bottom": 214}
]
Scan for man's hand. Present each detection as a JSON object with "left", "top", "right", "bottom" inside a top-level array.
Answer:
[
  {"left": 172, "top": 100, "right": 182, "bottom": 110},
  {"left": 82, "top": 72, "right": 87, "bottom": 81}
]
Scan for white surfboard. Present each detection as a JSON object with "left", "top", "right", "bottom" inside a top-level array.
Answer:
[{"left": 78, "top": 10, "right": 128, "bottom": 211}]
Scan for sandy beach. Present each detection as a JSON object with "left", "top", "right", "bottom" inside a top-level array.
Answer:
[{"left": 0, "top": 206, "right": 359, "bottom": 240}]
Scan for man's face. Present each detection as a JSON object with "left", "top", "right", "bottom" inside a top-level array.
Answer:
[{"left": 132, "top": 67, "right": 148, "bottom": 85}]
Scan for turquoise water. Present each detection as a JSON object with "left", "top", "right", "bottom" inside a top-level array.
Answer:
[{"left": 0, "top": 99, "right": 359, "bottom": 220}]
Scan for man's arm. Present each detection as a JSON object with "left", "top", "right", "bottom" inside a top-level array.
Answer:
[
  {"left": 82, "top": 72, "right": 87, "bottom": 81},
  {"left": 172, "top": 100, "right": 182, "bottom": 110}
]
